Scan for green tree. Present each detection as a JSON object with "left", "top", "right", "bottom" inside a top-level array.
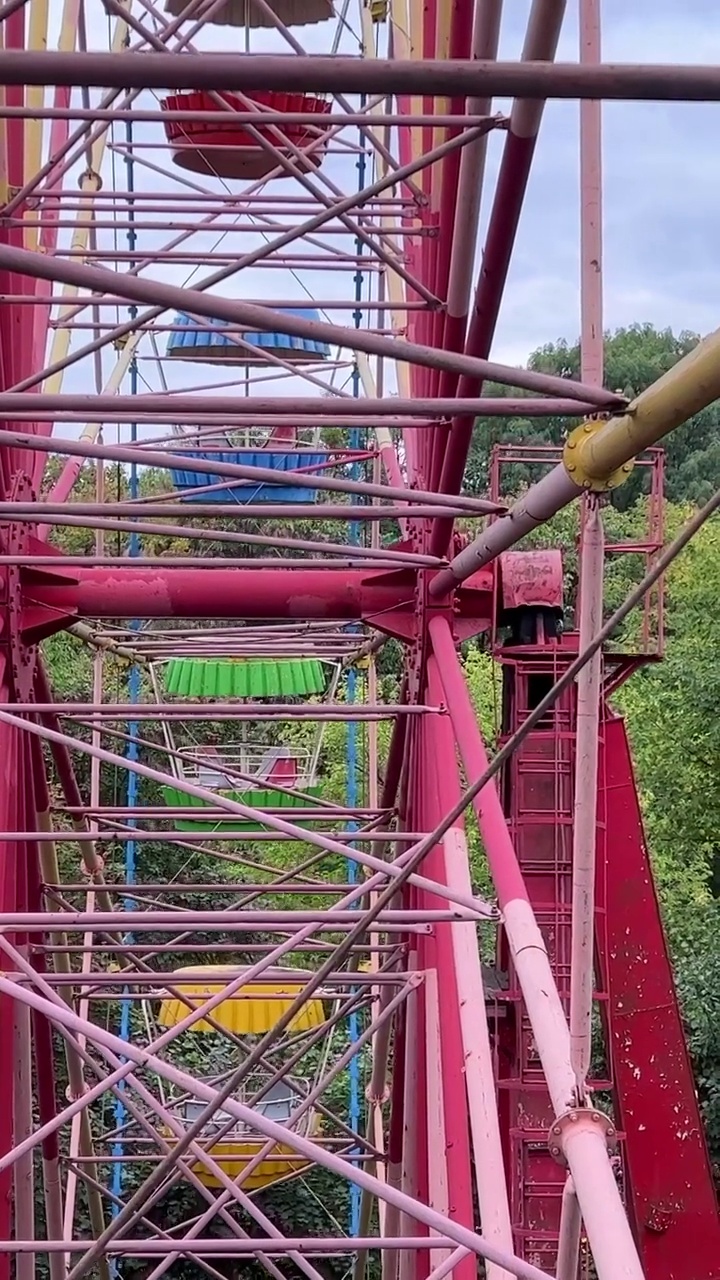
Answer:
[{"left": 615, "top": 516, "right": 720, "bottom": 922}]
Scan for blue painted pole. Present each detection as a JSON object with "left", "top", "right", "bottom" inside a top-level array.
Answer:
[
  {"left": 346, "top": 98, "right": 368, "bottom": 1237},
  {"left": 111, "top": 99, "right": 141, "bottom": 1237}
]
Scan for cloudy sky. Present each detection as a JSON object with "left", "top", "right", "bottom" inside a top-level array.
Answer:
[
  {"left": 62, "top": 0, "right": 720, "bottom": 401},
  {"left": 488, "top": 0, "right": 720, "bottom": 363}
]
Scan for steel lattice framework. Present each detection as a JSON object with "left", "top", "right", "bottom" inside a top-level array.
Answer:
[{"left": 0, "top": 4, "right": 718, "bottom": 1280}]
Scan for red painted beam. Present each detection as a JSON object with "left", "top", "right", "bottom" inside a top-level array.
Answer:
[
  {"left": 600, "top": 714, "right": 720, "bottom": 1277},
  {"left": 53, "top": 566, "right": 403, "bottom": 621},
  {"left": 0, "top": 246, "right": 621, "bottom": 407},
  {"left": 36, "top": 566, "right": 494, "bottom": 634},
  {"left": 4, "top": 52, "right": 720, "bottom": 101}
]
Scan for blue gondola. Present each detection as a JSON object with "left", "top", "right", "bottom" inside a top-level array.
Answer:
[
  {"left": 166, "top": 310, "right": 330, "bottom": 366},
  {"left": 168, "top": 447, "right": 328, "bottom": 504}
]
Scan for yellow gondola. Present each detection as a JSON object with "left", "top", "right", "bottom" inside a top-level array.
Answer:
[
  {"left": 158, "top": 965, "right": 326, "bottom": 1034},
  {"left": 157, "top": 966, "right": 328, "bottom": 1190}
]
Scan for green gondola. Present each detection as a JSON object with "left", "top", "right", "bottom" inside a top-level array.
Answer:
[{"left": 159, "top": 656, "right": 332, "bottom": 831}]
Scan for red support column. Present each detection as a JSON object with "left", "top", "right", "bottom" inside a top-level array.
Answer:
[{"left": 599, "top": 713, "right": 720, "bottom": 1278}]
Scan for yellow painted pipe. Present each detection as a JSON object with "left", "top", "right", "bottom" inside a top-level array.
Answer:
[
  {"left": 366, "top": 0, "right": 413, "bottom": 400},
  {"left": 564, "top": 323, "right": 720, "bottom": 489},
  {"left": 431, "top": 0, "right": 452, "bottom": 165},
  {"left": 24, "top": 0, "right": 50, "bottom": 251},
  {"left": 44, "top": 1, "right": 131, "bottom": 392}
]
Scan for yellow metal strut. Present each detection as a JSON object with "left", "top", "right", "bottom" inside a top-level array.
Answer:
[{"left": 563, "top": 323, "right": 720, "bottom": 490}]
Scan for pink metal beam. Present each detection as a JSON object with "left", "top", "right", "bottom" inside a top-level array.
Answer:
[
  {"left": 33, "top": 190, "right": 413, "bottom": 200},
  {"left": 17, "top": 832, "right": 410, "bottom": 842},
  {"left": 0, "top": 556, "right": 464, "bottom": 570},
  {"left": 30, "top": 200, "right": 417, "bottom": 213},
  {"left": 4, "top": 51, "right": 720, "bottom": 99},
  {"left": 17, "top": 297, "right": 429, "bottom": 306},
  {"left": 0, "top": 429, "right": 503, "bottom": 512},
  {"left": 8, "top": 968, "right": 408, "bottom": 983},
  {"left": 0, "top": 1240, "right": 519, "bottom": 1257},
  {"left": 442, "top": 829, "right": 514, "bottom": 1276},
  {"left": 423, "top": 0, "right": 493, "bottom": 414},
  {"left": 438, "top": 0, "right": 502, "bottom": 393},
  {"left": 28, "top": 502, "right": 475, "bottom": 524},
  {"left": 56, "top": 807, "right": 383, "bottom": 818},
  {"left": 568, "top": 0, "right": 605, "bottom": 1104},
  {"left": 5, "top": 415, "right": 446, "bottom": 431},
  {"left": 0, "top": 510, "right": 445, "bottom": 566},
  {"left": 0, "top": 106, "right": 504, "bottom": 126},
  {"left": 0, "top": 911, "right": 466, "bottom": 930},
  {"left": 555, "top": 1180, "right": 582, "bottom": 1280},
  {"left": 579, "top": 0, "right": 603, "bottom": 389},
  {"left": 42, "top": 944, "right": 400, "bottom": 956},
  {"left": 24, "top": 703, "right": 428, "bottom": 719},
  {"left": 0, "top": 247, "right": 620, "bottom": 405},
  {"left": 569, "top": 499, "right": 604, "bottom": 1095},
  {"left": 0, "top": 394, "right": 607, "bottom": 417}
]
